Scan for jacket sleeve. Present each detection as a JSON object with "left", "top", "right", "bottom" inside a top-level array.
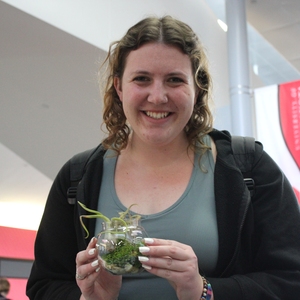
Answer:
[
  {"left": 210, "top": 143, "right": 300, "bottom": 300},
  {"left": 26, "top": 160, "right": 83, "bottom": 300}
]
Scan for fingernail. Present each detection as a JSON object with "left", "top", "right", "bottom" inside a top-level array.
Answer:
[
  {"left": 142, "top": 264, "right": 152, "bottom": 270},
  {"left": 88, "top": 248, "right": 96, "bottom": 255},
  {"left": 138, "top": 256, "right": 149, "bottom": 262},
  {"left": 90, "top": 237, "right": 96, "bottom": 244},
  {"left": 95, "top": 267, "right": 100, "bottom": 272},
  {"left": 144, "top": 238, "right": 154, "bottom": 244},
  {"left": 91, "top": 259, "right": 99, "bottom": 267},
  {"left": 139, "top": 247, "right": 150, "bottom": 253}
]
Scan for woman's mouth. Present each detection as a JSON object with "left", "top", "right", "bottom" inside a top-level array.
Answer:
[{"left": 144, "top": 111, "right": 170, "bottom": 119}]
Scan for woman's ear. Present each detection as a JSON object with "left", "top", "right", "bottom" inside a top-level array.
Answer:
[{"left": 114, "top": 77, "right": 123, "bottom": 101}]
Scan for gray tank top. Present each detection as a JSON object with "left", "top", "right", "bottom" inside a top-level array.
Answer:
[{"left": 95, "top": 136, "right": 218, "bottom": 300}]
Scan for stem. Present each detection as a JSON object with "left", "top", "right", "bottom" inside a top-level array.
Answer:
[
  {"left": 111, "top": 217, "right": 127, "bottom": 226},
  {"left": 78, "top": 201, "right": 140, "bottom": 238},
  {"left": 78, "top": 201, "right": 110, "bottom": 222}
]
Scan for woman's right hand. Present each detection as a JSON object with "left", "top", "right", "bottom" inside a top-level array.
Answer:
[{"left": 76, "top": 237, "right": 122, "bottom": 300}]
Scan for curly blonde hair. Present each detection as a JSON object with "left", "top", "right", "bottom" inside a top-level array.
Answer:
[{"left": 100, "top": 15, "right": 213, "bottom": 153}]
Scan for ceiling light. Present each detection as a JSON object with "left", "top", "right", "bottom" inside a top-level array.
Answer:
[
  {"left": 253, "top": 64, "right": 259, "bottom": 75},
  {"left": 217, "top": 19, "right": 228, "bottom": 32}
]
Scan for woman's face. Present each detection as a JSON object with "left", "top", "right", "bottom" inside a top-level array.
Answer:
[{"left": 114, "top": 42, "right": 198, "bottom": 148}]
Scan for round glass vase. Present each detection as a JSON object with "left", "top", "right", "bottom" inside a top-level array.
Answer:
[{"left": 97, "top": 216, "right": 147, "bottom": 275}]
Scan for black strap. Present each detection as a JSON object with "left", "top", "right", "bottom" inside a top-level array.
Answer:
[
  {"left": 67, "top": 145, "right": 102, "bottom": 204},
  {"left": 231, "top": 136, "right": 256, "bottom": 196}
]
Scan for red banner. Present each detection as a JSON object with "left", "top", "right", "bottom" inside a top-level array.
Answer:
[
  {"left": 279, "top": 81, "right": 300, "bottom": 169},
  {"left": 254, "top": 81, "right": 300, "bottom": 204}
]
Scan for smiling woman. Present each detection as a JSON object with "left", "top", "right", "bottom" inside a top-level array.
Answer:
[
  {"left": 26, "top": 15, "right": 300, "bottom": 300},
  {"left": 101, "top": 16, "right": 213, "bottom": 155},
  {"left": 113, "top": 42, "right": 197, "bottom": 150}
]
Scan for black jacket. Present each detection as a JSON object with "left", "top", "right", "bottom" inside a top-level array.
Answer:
[{"left": 26, "top": 129, "right": 300, "bottom": 299}]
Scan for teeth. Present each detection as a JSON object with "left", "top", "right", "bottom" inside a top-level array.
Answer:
[{"left": 145, "top": 111, "right": 169, "bottom": 119}]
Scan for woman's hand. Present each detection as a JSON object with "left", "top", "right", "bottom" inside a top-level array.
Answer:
[
  {"left": 76, "top": 237, "right": 122, "bottom": 300},
  {"left": 138, "top": 238, "right": 204, "bottom": 300}
]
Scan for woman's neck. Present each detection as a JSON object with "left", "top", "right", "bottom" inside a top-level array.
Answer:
[{"left": 121, "top": 133, "right": 194, "bottom": 169}]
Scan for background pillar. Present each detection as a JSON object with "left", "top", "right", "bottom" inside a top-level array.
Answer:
[{"left": 226, "top": 0, "right": 253, "bottom": 136}]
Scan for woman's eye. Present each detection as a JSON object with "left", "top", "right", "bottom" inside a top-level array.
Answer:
[
  {"left": 169, "top": 77, "right": 184, "bottom": 83},
  {"left": 133, "top": 76, "right": 149, "bottom": 82}
]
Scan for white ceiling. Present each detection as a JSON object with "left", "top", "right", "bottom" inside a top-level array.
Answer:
[
  {"left": 206, "top": 0, "right": 300, "bottom": 85},
  {"left": 246, "top": 0, "right": 300, "bottom": 72},
  {"left": 0, "top": 0, "right": 300, "bottom": 229},
  {"left": 247, "top": 0, "right": 300, "bottom": 84}
]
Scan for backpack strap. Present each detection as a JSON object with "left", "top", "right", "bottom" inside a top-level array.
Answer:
[
  {"left": 231, "top": 136, "right": 256, "bottom": 196},
  {"left": 67, "top": 145, "right": 102, "bottom": 205}
]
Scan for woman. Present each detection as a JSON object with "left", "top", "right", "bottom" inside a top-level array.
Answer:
[{"left": 26, "top": 16, "right": 300, "bottom": 300}]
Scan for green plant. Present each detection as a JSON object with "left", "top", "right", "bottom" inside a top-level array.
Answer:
[
  {"left": 78, "top": 201, "right": 140, "bottom": 238},
  {"left": 78, "top": 201, "right": 146, "bottom": 274}
]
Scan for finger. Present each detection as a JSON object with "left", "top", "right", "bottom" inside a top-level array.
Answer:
[
  {"left": 77, "top": 261, "right": 101, "bottom": 280},
  {"left": 144, "top": 238, "right": 190, "bottom": 251},
  {"left": 139, "top": 255, "right": 181, "bottom": 271},
  {"left": 76, "top": 237, "right": 101, "bottom": 281},
  {"left": 139, "top": 256, "right": 200, "bottom": 287},
  {"left": 76, "top": 237, "right": 99, "bottom": 265},
  {"left": 76, "top": 265, "right": 101, "bottom": 293},
  {"left": 144, "top": 238, "right": 181, "bottom": 246},
  {"left": 139, "top": 244, "right": 192, "bottom": 261},
  {"left": 76, "top": 258, "right": 101, "bottom": 282}
]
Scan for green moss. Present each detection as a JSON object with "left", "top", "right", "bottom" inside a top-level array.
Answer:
[{"left": 103, "top": 238, "right": 144, "bottom": 269}]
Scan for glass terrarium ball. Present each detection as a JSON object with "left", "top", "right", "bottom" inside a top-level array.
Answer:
[{"left": 97, "top": 217, "right": 148, "bottom": 275}]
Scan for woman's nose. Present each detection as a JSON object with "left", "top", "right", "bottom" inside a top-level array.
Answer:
[{"left": 147, "top": 82, "right": 168, "bottom": 105}]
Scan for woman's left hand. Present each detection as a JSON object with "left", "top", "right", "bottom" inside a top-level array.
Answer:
[{"left": 138, "top": 238, "right": 203, "bottom": 300}]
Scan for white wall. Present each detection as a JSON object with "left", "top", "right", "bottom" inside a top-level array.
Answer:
[{"left": 3, "top": 0, "right": 230, "bottom": 111}]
